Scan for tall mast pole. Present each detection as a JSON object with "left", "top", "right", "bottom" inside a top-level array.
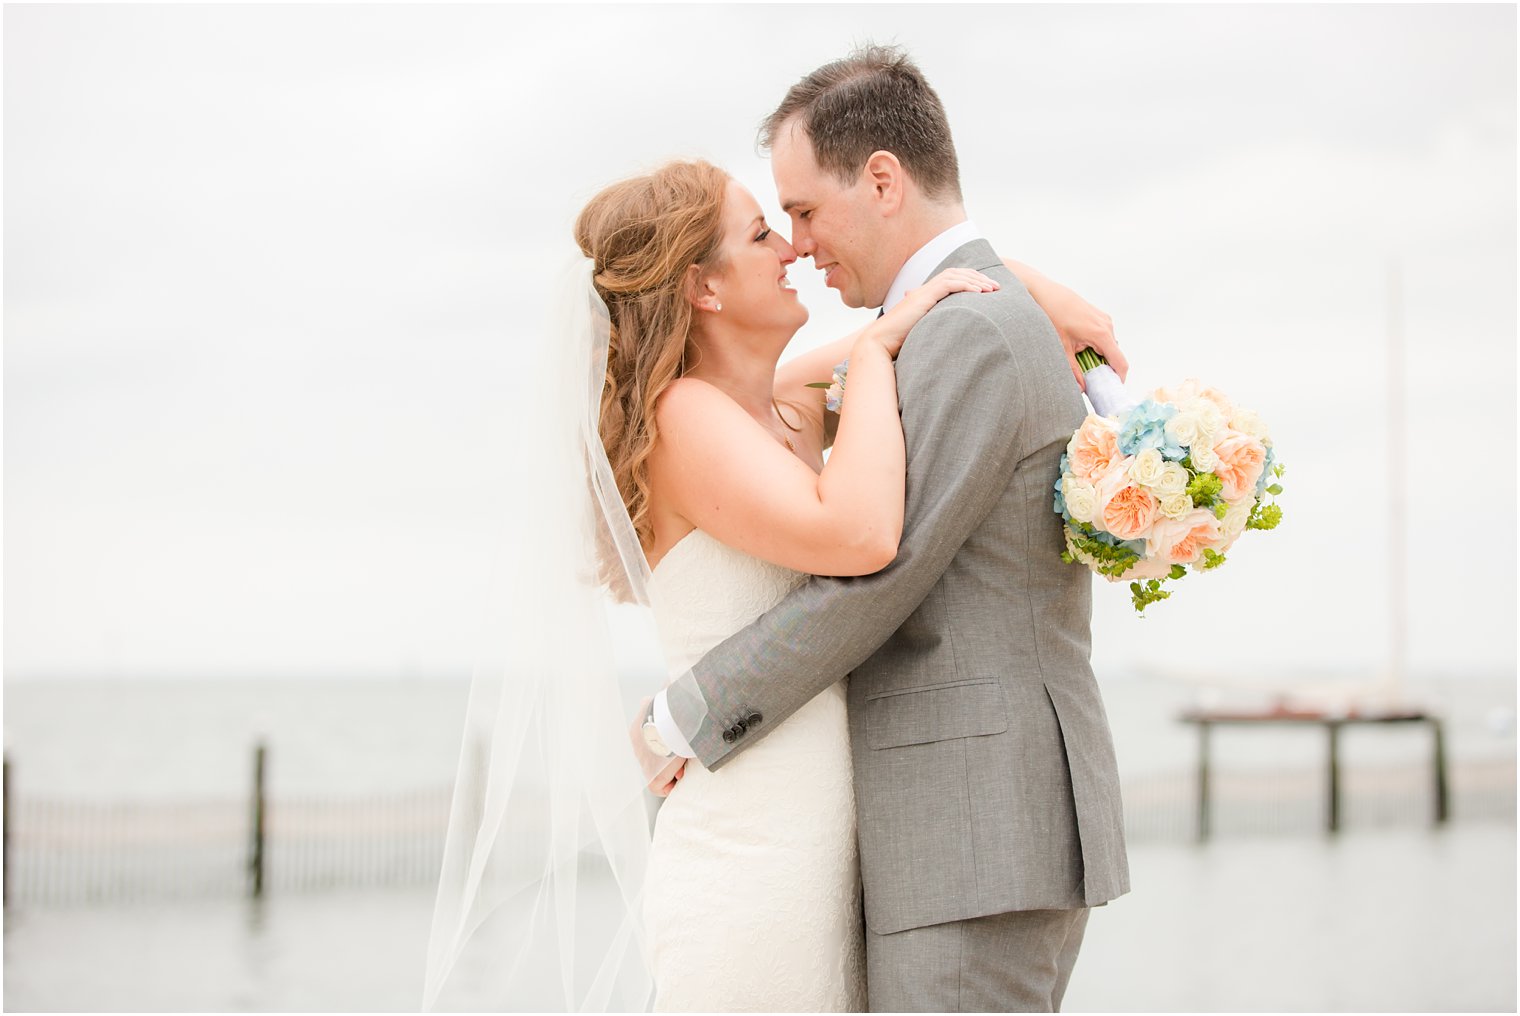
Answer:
[{"left": 1386, "top": 259, "right": 1407, "bottom": 702}]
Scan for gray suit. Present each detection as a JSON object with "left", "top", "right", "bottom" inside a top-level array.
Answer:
[{"left": 667, "top": 239, "right": 1129, "bottom": 1010}]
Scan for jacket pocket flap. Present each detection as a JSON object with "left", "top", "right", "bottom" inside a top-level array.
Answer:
[{"left": 866, "top": 679, "right": 1009, "bottom": 749}]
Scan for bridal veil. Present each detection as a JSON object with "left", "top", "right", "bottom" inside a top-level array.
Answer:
[{"left": 422, "top": 259, "right": 707, "bottom": 1011}]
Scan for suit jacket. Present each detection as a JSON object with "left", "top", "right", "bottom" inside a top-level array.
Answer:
[{"left": 665, "top": 238, "right": 1130, "bottom": 935}]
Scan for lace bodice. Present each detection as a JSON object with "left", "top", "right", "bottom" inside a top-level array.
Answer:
[
  {"left": 648, "top": 529, "right": 807, "bottom": 674},
  {"left": 640, "top": 527, "right": 865, "bottom": 1012}
]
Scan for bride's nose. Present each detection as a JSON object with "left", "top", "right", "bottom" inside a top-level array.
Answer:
[{"left": 772, "top": 233, "right": 799, "bottom": 265}]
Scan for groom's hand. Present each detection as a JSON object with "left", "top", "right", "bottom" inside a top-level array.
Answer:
[{"left": 629, "top": 696, "right": 687, "bottom": 797}]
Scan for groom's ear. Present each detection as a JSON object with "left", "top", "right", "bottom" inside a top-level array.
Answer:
[{"left": 862, "top": 150, "right": 906, "bottom": 216}]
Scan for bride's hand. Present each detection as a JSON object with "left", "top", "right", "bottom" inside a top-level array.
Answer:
[
  {"left": 629, "top": 695, "right": 686, "bottom": 797},
  {"left": 865, "top": 268, "right": 1000, "bottom": 359}
]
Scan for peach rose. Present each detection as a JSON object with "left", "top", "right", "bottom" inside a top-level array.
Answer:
[
  {"left": 1153, "top": 379, "right": 1234, "bottom": 419},
  {"left": 1195, "top": 386, "right": 1235, "bottom": 417},
  {"left": 1146, "top": 508, "right": 1222, "bottom": 565},
  {"left": 1149, "top": 380, "right": 1234, "bottom": 419},
  {"left": 1096, "top": 464, "right": 1160, "bottom": 541},
  {"left": 1121, "top": 555, "right": 1175, "bottom": 581},
  {"left": 1150, "top": 379, "right": 1199, "bottom": 404},
  {"left": 1212, "top": 431, "right": 1267, "bottom": 501},
  {"left": 1067, "top": 417, "right": 1122, "bottom": 483}
]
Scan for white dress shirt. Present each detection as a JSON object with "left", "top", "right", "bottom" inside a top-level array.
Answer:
[
  {"left": 652, "top": 684, "right": 696, "bottom": 758},
  {"left": 650, "top": 219, "right": 987, "bottom": 762},
  {"left": 880, "top": 219, "right": 983, "bottom": 313}
]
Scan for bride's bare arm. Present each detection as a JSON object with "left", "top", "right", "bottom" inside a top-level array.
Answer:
[
  {"left": 774, "top": 330, "right": 864, "bottom": 408},
  {"left": 774, "top": 332, "right": 859, "bottom": 450},
  {"left": 650, "top": 341, "right": 899, "bottom": 577},
  {"left": 776, "top": 261, "right": 1127, "bottom": 450},
  {"left": 651, "top": 268, "right": 997, "bottom": 578},
  {"left": 1002, "top": 259, "right": 1129, "bottom": 388}
]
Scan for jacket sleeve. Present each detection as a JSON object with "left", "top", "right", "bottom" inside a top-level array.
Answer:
[{"left": 670, "top": 304, "right": 1034, "bottom": 769}]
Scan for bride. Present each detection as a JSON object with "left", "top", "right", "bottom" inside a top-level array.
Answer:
[{"left": 423, "top": 158, "right": 1119, "bottom": 1012}]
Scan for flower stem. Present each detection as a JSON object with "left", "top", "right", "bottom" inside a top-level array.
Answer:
[{"left": 1075, "top": 348, "right": 1108, "bottom": 373}]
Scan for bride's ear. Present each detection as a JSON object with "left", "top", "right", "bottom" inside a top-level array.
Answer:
[{"left": 684, "top": 264, "right": 723, "bottom": 315}]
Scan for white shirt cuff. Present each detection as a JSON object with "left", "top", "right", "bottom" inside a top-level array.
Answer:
[{"left": 653, "top": 688, "right": 697, "bottom": 759}]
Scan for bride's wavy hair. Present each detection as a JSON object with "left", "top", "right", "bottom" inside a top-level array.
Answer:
[{"left": 574, "top": 160, "right": 729, "bottom": 580}]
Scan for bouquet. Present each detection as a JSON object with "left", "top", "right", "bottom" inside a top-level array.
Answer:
[{"left": 1056, "top": 351, "right": 1284, "bottom": 612}]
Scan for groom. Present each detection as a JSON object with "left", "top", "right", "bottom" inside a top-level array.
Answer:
[{"left": 639, "top": 45, "right": 1129, "bottom": 1011}]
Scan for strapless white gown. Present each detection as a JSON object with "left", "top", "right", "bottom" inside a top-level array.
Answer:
[{"left": 643, "top": 529, "right": 866, "bottom": 1013}]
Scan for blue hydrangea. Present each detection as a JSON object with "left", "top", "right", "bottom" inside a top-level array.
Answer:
[
  {"left": 1256, "top": 445, "right": 1278, "bottom": 499},
  {"left": 1085, "top": 528, "right": 1144, "bottom": 556},
  {"left": 1053, "top": 472, "right": 1068, "bottom": 520},
  {"left": 1117, "top": 399, "right": 1184, "bottom": 459}
]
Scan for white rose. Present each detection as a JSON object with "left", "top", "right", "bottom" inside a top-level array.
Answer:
[
  {"left": 1230, "top": 409, "right": 1269, "bottom": 443},
  {"left": 1164, "top": 411, "right": 1204, "bottom": 449},
  {"left": 1219, "top": 498, "right": 1252, "bottom": 541},
  {"left": 1190, "top": 441, "right": 1219, "bottom": 472},
  {"left": 1127, "top": 447, "right": 1165, "bottom": 487},
  {"left": 1181, "top": 398, "right": 1226, "bottom": 441},
  {"left": 1062, "top": 477, "right": 1098, "bottom": 524},
  {"left": 1155, "top": 461, "right": 1189, "bottom": 494},
  {"left": 1158, "top": 491, "right": 1193, "bottom": 519}
]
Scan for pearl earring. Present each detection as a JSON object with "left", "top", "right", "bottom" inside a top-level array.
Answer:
[{"left": 715, "top": 301, "right": 723, "bottom": 312}]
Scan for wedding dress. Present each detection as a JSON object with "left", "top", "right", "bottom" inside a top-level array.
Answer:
[
  {"left": 424, "top": 266, "right": 861, "bottom": 1012},
  {"left": 643, "top": 528, "right": 866, "bottom": 1013}
]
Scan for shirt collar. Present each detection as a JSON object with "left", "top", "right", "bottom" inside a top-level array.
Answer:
[{"left": 880, "top": 219, "right": 984, "bottom": 314}]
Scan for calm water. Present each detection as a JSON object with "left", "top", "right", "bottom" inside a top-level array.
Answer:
[
  {"left": 2, "top": 674, "right": 1515, "bottom": 1010},
  {"left": 3, "top": 827, "right": 1513, "bottom": 1012}
]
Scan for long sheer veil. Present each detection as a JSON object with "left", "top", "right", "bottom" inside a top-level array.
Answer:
[{"left": 422, "top": 259, "right": 660, "bottom": 1011}]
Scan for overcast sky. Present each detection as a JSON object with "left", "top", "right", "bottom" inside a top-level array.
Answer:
[{"left": 5, "top": 4, "right": 1515, "bottom": 686}]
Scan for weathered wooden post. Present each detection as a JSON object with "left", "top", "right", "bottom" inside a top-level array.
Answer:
[
  {"left": 1326, "top": 720, "right": 1342, "bottom": 834},
  {"left": 1432, "top": 717, "right": 1450, "bottom": 825},
  {"left": 249, "top": 742, "right": 267, "bottom": 899},
  {"left": 1195, "top": 721, "right": 1212, "bottom": 844}
]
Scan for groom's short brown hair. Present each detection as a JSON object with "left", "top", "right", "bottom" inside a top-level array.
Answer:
[{"left": 759, "top": 44, "right": 962, "bottom": 203}]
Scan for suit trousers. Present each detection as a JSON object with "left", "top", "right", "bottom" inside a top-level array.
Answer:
[{"left": 865, "top": 907, "right": 1090, "bottom": 1012}]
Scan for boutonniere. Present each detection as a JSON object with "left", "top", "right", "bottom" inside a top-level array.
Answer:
[{"left": 804, "top": 360, "right": 849, "bottom": 414}]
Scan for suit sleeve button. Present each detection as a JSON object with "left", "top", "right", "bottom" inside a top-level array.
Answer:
[
  {"left": 722, "top": 729, "right": 737, "bottom": 744},
  {"left": 747, "top": 712, "right": 763, "bottom": 726}
]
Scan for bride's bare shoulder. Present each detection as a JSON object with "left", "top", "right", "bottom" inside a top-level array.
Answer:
[{"left": 652, "top": 377, "right": 747, "bottom": 436}]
